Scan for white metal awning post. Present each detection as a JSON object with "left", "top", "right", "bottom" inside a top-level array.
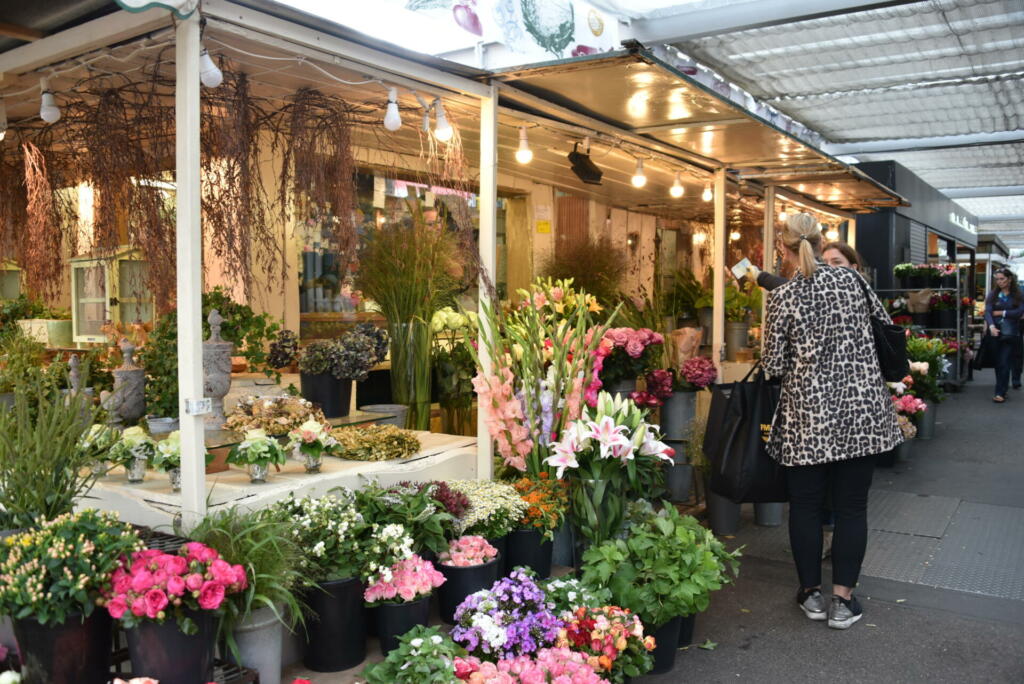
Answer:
[
  {"left": 476, "top": 83, "right": 498, "bottom": 480},
  {"left": 712, "top": 168, "right": 727, "bottom": 370},
  {"left": 175, "top": 12, "right": 207, "bottom": 526}
]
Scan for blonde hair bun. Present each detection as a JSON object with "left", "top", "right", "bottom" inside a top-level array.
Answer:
[{"left": 782, "top": 213, "right": 822, "bottom": 278}]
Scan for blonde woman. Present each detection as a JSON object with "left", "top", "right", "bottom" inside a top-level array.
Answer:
[{"left": 762, "top": 214, "right": 901, "bottom": 630}]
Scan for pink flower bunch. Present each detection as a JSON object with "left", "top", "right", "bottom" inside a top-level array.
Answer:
[
  {"left": 629, "top": 369, "right": 674, "bottom": 408},
  {"left": 585, "top": 329, "right": 663, "bottom": 406},
  {"left": 363, "top": 554, "right": 445, "bottom": 604},
  {"left": 439, "top": 535, "right": 499, "bottom": 567},
  {"left": 678, "top": 356, "right": 718, "bottom": 390},
  {"left": 455, "top": 648, "right": 603, "bottom": 683},
  {"left": 104, "top": 542, "right": 247, "bottom": 629},
  {"left": 892, "top": 394, "right": 927, "bottom": 416},
  {"left": 604, "top": 327, "right": 664, "bottom": 359},
  {"left": 473, "top": 367, "right": 533, "bottom": 471}
]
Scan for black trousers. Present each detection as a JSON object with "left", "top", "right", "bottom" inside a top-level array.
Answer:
[{"left": 786, "top": 454, "right": 877, "bottom": 589}]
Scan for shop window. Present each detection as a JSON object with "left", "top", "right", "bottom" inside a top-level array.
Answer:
[
  {"left": 0, "top": 262, "right": 20, "bottom": 300},
  {"left": 70, "top": 249, "right": 153, "bottom": 344}
]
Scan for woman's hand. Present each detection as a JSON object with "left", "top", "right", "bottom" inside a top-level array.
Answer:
[{"left": 990, "top": 324, "right": 1001, "bottom": 336}]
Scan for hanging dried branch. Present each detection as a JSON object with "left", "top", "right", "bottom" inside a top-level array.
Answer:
[
  {"left": 201, "top": 72, "right": 284, "bottom": 302},
  {"left": 0, "top": 155, "right": 27, "bottom": 262},
  {"left": 278, "top": 88, "right": 358, "bottom": 272},
  {"left": 22, "top": 143, "right": 65, "bottom": 299}
]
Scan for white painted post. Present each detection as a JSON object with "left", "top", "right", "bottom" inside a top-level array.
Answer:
[
  {"left": 712, "top": 168, "right": 727, "bottom": 370},
  {"left": 847, "top": 216, "right": 857, "bottom": 249},
  {"left": 476, "top": 83, "right": 498, "bottom": 481},
  {"left": 762, "top": 185, "right": 775, "bottom": 327},
  {"left": 175, "top": 13, "right": 207, "bottom": 526}
]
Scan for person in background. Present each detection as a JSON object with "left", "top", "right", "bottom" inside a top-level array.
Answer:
[
  {"left": 761, "top": 215, "right": 901, "bottom": 631},
  {"left": 984, "top": 268, "right": 1024, "bottom": 402},
  {"left": 747, "top": 240, "right": 864, "bottom": 560}
]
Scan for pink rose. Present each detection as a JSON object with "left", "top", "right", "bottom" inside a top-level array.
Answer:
[
  {"left": 151, "top": 569, "right": 168, "bottom": 588},
  {"left": 183, "top": 542, "right": 207, "bottom": 562},
  {"left": 162, "top": 555, "right": 188, "bottom": 576},
  {"left": 209, "top": 559, "right": 236, "bottom": 585},
  {"left": 145, "top": 589, "right": 169, "bottom": 618},
  {"left": 625, "top": 339, "right": 645, "bottom": 358},
  {"left": 112, "top": 569, "right": 131, "bottom": 595},
  {"left": 130, "top": 596, "right": 148, "bottom": 617},
  {"left": 197, "top": 581, "right": 226, "bottom": 610},
  {"left": 166, "top": 575, "right": 186, "bottom": 597},
  {"left": 185, "top": 573, "right": 204, "bottom": 592},
  {"left": 232, "top": 564, "right": 248, "bottom": 590},
  {"left": 130, "top": 570, "right": 155, "bottom": 593},
  {"left": 107, "top": 596, "right": 128, "bottom": 619}
]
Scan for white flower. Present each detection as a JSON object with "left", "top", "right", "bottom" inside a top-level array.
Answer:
[
  {"left": 431, "top": 635, "right": 443, "bottom": 645},
  {"left": 410, "top": 638, "right": 424, "bottom": 648}
]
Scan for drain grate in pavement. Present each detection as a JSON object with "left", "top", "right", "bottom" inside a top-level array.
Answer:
[
  {"left": 860, "top": 530, "right": 940, "bottom": 584},
  {"left": 867, "top": 489, "right": 960, "bottom": 538},
  {"left": 920, "top": 502, "right": 1024, "bottom": 601}
]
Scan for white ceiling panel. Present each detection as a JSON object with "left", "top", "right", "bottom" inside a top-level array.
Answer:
[
  {"left": 857, "top": 142, "right": 1024, "bottom": 188},
  {"left": 954, "top": 195, "right": 1024, "bottom": 217}
]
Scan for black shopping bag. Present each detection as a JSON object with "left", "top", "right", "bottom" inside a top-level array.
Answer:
[
  {"left": 703, "top": 365, "right": 787, "bottom": 504},
  {"left": 972, "top": 334, "right": 997, "bottom": 370}
]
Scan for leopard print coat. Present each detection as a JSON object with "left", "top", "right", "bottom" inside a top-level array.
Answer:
[{"left": 762, "top": 265, "right": 902, "bottom": 466}]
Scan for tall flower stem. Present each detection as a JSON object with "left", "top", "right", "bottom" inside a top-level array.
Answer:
[{"left": 390, "top": 319, "right": 433, "bottom": 430}]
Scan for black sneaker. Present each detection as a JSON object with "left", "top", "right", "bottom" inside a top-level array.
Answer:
[
  {"left": 828, "top": 595, "right": 863, "bottom": 630},
  {"left": 796, "top": 588, "right": 827, "bottom": 621}
]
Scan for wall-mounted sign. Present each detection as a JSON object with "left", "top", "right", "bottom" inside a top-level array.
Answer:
[{"left": 949, "top": 211, "right": 977, "bottom": 234}]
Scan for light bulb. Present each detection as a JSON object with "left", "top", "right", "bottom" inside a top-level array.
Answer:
[
  {"left": 669, "top": 173, "right": 684, "bottom": 198},
  {"left": 383, "top": 88, "right": 402, "bottom": 131},
  {"left": 730, "top": 230, "right": 741, "bottom": 241},
  {"left": 39, "top": 80, "right": 60, "bottom": 124},
  {"left": 199, "top": 49, "right": 223, "bottom": 88},
  {"left": 631, "top": 158, "right": 647, "bottom": 188},
  {"left": 692, "top": 232, "right": 707, "bottom": 245},
  {"left": 779, "top": 210, "right": 788, "bottom": 223},
  {"left": 701, "top": 184, "right": 712, "bottom": 202},
  {"left": 826, "top": 229, "right": 839, "bottom": 241},
  {"left": 515, "top": 126, "right": 533, "bottom": 164},
  {"left": 433, "top": 101, "right": 453, "bottom": 142}
]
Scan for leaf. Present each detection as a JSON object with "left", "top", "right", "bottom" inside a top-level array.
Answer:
[{"left": 698, "top": 638, "right": 717, "bottom": 650}]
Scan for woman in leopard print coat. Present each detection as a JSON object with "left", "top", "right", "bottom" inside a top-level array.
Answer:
[{"left": 761, "top": 214, "right": 901, "bottom": 630}]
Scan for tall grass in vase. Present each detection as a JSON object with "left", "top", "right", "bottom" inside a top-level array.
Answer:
[{"left": 355, "top": 206, "right": 470, "bottom": 429}]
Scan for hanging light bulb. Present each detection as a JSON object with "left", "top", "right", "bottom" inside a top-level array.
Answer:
[
  {"left": 670, "top": 172, "right": 684, "bottom": 198},
  {"left": 631, "top": 158, "right": 647, "bottom": 188},
  {"left": 0, "top": 100, "right": 6, "bottom": 141},
  {"left": 730, "top": 230, "right": 741, "bottom": 241},
  {"left": 515, "top": 126, "right": 533, "bottom": 164},
  {"left": 825, "top": 227, "right": 839, "bottom": 241},
  {"left": 199, "top": 48, "right": 223, "bottom": 88},
  {"left": 383, "top": 88, "right": 402, "bottom": 131},
  {"left": 701, "top": 184, "right": 712, "bottom": 202},
  {"left": 39, "top": 79, "right": 60, "bottom": 124},
  {"left": 692, "top": 232, "right": 707, "bottom": 245},
  {"left": 433, "top": 100, "right": 453, "bottom": 142}
]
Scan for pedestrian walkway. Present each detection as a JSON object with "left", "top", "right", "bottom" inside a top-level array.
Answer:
[{"left": 644, "top": 369, "right": 1024, "bottom": 683}]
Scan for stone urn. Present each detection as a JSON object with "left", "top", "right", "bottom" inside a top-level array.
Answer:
[
  {"left": 105, "top": 340, "right": 146, "bottom": 426},
  {"left": 203, "top": 309, "right": 234, "bottom": 430}
]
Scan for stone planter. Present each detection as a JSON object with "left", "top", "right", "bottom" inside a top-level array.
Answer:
[{"left": 147, "top": 416, "right": 179, "bottom": 434}]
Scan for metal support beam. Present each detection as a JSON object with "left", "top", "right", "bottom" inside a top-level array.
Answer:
[
  {"left": 826, "top": 130, "right": 1024, "bottom": 157},
  {"left": 476, "top": 83, "right": 497, "bottom": 481},
  {"left": 941, "top": 186, "right": 1024, "bottom": 199},
  {"left": 0, "top": 8, "right": 170, "bottom": 76},
  {"left": 631, "top": 118, "right": 748, "bottom": 135},
  {"left": 761, "top": 185, "right": 775, "bottom": 326},
  {"left": 175, "top": 13, "right": 207, "bottom": 527},
  {"left": 626, "top": 0, "right": 918, "bottom": 44},
  {"left": 712, "top": 168, "right": 727, "bottom": 369}
]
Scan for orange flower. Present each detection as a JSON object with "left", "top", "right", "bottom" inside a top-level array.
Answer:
[{"left": 598, "top": 655, "right": 613, "bottom": 671}]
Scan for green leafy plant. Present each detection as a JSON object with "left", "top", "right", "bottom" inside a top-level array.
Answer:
[
  {"left": 580, "top": 504, "right": 741, "bottom": 627},
  {"left": 356, "top": 481, "right": 455, "bottom": 555},
  {"left": 906, "top": 335, "right": 951, "bottom": 404},
  {"left": 0, "top": 294, "right": 46, "bottom": 338},
  {"left": 188, "top": 506, "right": 310, "bottom": 661},
  {"left": 151, "top": 430, "right": 214, "bottom": 471},
  {"left": 361, "top": 624, "right": 464, "bottom": 684},
  {"left": 0, "top": 510, "right": 143, "bottom": 626},
  {"left": 0, "top": 330, "right": 62, "bottom": 395},
  {"left": 663, "top": 269, "right": 706, "bottom": 322},
  {"left": 538, "top": 576, "right": 611, "bottom": 618},
  {"left": 724, "top": 283, "right": 761, "bottom": 322},
  {"left": 0, "top": 388, "right": 101, "bottom": 529},
  {"left": 107, "top": 425, "right": 157, "bottom": 468}
]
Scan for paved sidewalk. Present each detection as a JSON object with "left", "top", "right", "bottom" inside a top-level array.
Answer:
[{"left": 642, "top": 369, "right": 1024, "bottom": 684}]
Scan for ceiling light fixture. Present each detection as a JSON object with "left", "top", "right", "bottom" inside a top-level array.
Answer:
[
  {"left": 701, "top": 184, "right": 712, "bottom": 202},
  {"left": 825, "top": 227, "right": 839, "bottom": 241},
  {"left": 779, "top": 211, "right": 788, "bottom": 223},
  {"left": 515, "top": 126, "right": 533, "bottom": 164},
  {"left": 199, "top": 48, "right": 223, "bottom": 88},
  {"left": 39, "top": 79, "right": 60, "bottom": 124},
  {"left": 383, "top": 87, "right": 402, "bottom": 131},
  {"left": 670, "top": 172, "right": 684, "bottom": 198},
  {"left": 433, "top": 100, "right": 453, "bottom": 142},
  {"left": 692, "top": 232, "right": 707, "bottom": 245},
  {"left": 631, "top": 158, "right": 647, "bottom": 188},
  {"left": 729, "top": 230, "right": 741, "bottom": 241},
  {"left": 567, "top": 141, "right": 602, "bottom": 185}
]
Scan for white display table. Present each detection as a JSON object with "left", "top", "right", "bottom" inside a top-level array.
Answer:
[{"left": 80, "top": 432, "right": 477, "bottom": 528}]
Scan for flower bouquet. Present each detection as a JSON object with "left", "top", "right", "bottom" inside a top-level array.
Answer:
[
  {"left": 674, "top": 355, "right": 717, "bottom": 391},
  {"left": 364, "top": 554, "right": 446, "bottom": 654},
  {"left": 892, "top": 394, "right": 927, "bottom": 418},
  {"left": 224, "top": 395, "right": 326, "bottom": 436},
  {"left": 439, "top": 536, "right": 499, "bottom": 567},
  {"left": 330, "top": 424, "right": 421, "bottom": 461},
  {"left": 451, "top": 568, "right": 562, "bottom": 660},
  {"left": 226, "top": 429, "right": 288, "bottom": 483},
  {"left": 455, "top": 648, "right": 605, "bottom": 683},
  {"left": 555, "top": 606, "right": 655, "bottom": 683},
  {"left": 151, "top": 430, "right": 213, "bottom": 491},
  {"left": 363, "top": 625, "right": 465, "bottom": 684},
  {"left": 78, "top": 423, "right": 119, "bottom": 476},
  {"left": 436, "top": 536, "right": 501, "bottom": 624},
  {"left": 356, "top": 481, "right": 455, "bottom": 556},
  {"left": 629, "top": 368, "right": 674, "bottom": 409},
  {"left": 448, "top": 480, "right": 529, "bottom": 540},
  {"left": 590, "top": 327, "right": 664, "bottom": 399},
  {"left": 512, "top": 473, "right": 569, "bottom": 542},
  {"left": 286, "top": 418, "right": 337, "bottom": 473},
  {"left": 545, "top": 392, "right": 674, "bottom": 546},
  {"left": 109, "top": 426, "right": 157, "bottom": 483}
]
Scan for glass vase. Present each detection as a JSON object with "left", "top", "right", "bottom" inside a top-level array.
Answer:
[
  {"left": 440, "top": 404, "right": 474, "bottom": 436},
  {"left": 168, "top": 467, "right": 182, "bottom": 492},
  {"left": 389, "top": 319, "right": 433, "bottom": 430},
  {"left": 248, "top": 463, "right": 269, "bottom": 484},
  {"left": 126, "top": 456, "right": 147, "bottom": 484},
  {"left": 303, "top": 452, "right": 323, "bottom": 474},
  {"left": 90, "top": 460, "right": 107, "bottom": 477}
]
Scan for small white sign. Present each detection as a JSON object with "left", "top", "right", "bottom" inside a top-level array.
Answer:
[{"left": 185, "top": 398, "right": 212, "bottom": 416}]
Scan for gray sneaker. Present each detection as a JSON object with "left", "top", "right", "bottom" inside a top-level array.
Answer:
[
  {"left": 796, "top": 589, "right": 828, "bottom": 621},
  {"left": 828, "top": 595, "right": 863, "bottom": 630}
]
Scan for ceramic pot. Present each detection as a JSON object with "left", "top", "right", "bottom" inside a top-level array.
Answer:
[
  {"left": 126, "top": 610, "right": 216, "bottom": 684},
  {"left": 504, "top": 528, "right": 554, "bottom": 579},
  {"left": 232, "top": 605, "right": 284, "bottom": 684},
  {"left": 300, "top": 373, "right": 352, "bottom": 419},
  {"left": 437, "top": 557, "right": 501, "bottom": 624},
  {"left": 13, "top": 611, "right": 111, "bottom": 684}
]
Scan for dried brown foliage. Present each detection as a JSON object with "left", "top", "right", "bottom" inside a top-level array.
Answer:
[
  {"left": 21, "top": 144, "right": 65, "bottom": 298},
  {"left": 0, "top": 155, "right": 26, "bottom": 262}
]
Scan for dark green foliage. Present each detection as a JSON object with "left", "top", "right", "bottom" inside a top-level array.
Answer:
[{"left": 542, "top": 235, "right": 626, "bottom": 308}]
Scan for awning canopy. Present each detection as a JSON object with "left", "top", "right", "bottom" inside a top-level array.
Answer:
[{"left": 490, "top": 48, "right": 907, "bottom": 215}]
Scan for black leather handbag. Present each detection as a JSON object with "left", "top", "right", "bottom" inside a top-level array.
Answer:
[{"left": 853, "top": 274, "right": 909, "bottom": 382}]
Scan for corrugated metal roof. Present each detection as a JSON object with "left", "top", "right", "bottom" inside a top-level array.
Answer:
[{"left": 857, "top": 142, "right": 1024, "bottom": 188}]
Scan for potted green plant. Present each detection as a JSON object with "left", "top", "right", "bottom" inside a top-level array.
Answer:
[
  {"left": 15, "top": 301, "right": 72, "bottom": 348},
  {"left": 298, "top": 327, "right": 385, "bottom": 418},
  {"left": 189, "top": 507, "right": 308, "bottom": 684},
  {"left": 906, "top": 336, "right": 950, "bottom": 439},
  {"left": 108, "top": 426, "right": 158, "bottom": 484},
  {"left": 226, "top": 429, "right": 288, "bottom": 483},
  {"left": 724, "top": 282, "right": 760, "bottom": 361},
  {"left": 0, "top": 511, "right": 143, "bottom": 684},
  {"left": 356, "top": 481, "right": 456, "bottom": 557},
  {"left": 580, "top": 504, "right": 741, "bottom": 674},
  {"left": 0, "top": 332, "right": 55, "bottom": 407},
  {"left": 151, "top": 430, "right": 214, "bottom": 491},
  {"left": 361, "top": 624, "right": 464, "bottom": 684}
]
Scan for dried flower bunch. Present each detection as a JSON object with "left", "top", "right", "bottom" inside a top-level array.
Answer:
[
  {"left": 267, "top": 329, "right": 299, "bottom": 369},
  {"left": 224, "top": 395, "right": 326, "bottom": 436},
  {"left": 330, "top": 424, "right": 421, "bottom": 461},
  {"left": 298, "top": 327, "right": 387, "bottom": 382}
]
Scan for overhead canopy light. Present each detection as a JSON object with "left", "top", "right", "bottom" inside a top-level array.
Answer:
[{"left": 568, "top": 141, "right": 602, "bottom": 185}]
